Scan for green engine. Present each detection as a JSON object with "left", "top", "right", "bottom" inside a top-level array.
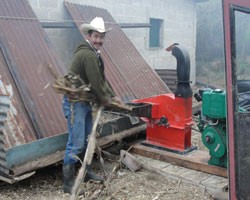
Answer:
[{"left": 197, "top": 89, "right": 227, "bottom": 168}]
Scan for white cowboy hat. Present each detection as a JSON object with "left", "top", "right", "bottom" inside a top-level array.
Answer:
[{"left": 80, "top": 17, "right": 112, "bottom": 35}]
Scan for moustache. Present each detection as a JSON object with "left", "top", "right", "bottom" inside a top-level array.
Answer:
[{"left": 93, "top": 42, "right": 103, "bottom": 46}]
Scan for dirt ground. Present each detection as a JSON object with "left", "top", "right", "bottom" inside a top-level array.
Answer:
[
  {"left": 0, "top": 130, "right": 215, "bottom": 200},
  {"left": 0, "top": 159, "right": 214, "bottom": 200}
]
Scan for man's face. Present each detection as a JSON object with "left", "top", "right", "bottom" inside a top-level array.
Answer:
[{"left": 87, "top": 31, "right": 105, "bottom": 50}]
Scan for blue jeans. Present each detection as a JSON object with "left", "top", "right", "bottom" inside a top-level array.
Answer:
[{"left": 63, "top": 96, "right": 93, "bottom": 164}]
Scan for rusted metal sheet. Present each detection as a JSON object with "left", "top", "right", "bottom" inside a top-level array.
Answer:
[
  {"left": 64, "top": 2, "right": 171, "bottom": 102},
  {"left": 155, "top": 69, "right": 177, "bottom": 92},
  {"left": 0, "top": 0, "right": 67, "bottom": 142},
  {"left": 0, "top": 49, "right": 35, "bottom": 149},
  {"left": 0, "top": 0, "right": 67, "bottom": 181},
  {"left": 0, "top": 94, "right": 10, "bottom": 178}
]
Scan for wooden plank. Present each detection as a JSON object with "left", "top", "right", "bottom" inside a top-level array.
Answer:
[
  {"left": 97, "top": 124, "right": 146, "bottom": 147},
  {"left": 11, "top": 151, "right": 65, "bottom": 176},
  {"left": 0, "top": 171, "right": 36, "bottom": 184},
  {"left": 131, "top": 142, "right": 228, "bottom": 178}
]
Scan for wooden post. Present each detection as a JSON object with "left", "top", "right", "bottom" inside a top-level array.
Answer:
[{"left": 70, "top": 106, "right": 103, "bottom": 200}]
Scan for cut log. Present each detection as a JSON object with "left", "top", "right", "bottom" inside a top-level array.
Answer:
[{"left": 70, "top": 106, "right": 103, "bottom": 200}]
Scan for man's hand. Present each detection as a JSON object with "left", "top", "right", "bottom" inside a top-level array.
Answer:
[
  {"left": 111, "top": 96, "right": 124, "bottom": 105},
  {"left": 103, "top": 96, "right": 132, "bottom": 111}
]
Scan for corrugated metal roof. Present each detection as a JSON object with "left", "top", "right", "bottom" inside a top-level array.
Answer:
[
  {"left": 0, "top": 49, "right": 35, "bottom": 149},
  {"left": 64, "top": 2, "right": 171, "bottom": 102},
  {"left": 0, "top": 0, "right": 67, "bottom": 144},
  {"left": 0, "top": 0, "right": 67, "bottom": 179},
  {"left": 155, "top": 69, "right": 177, "bottom": 92},
  {"left": 0, "top": 94, "right": 10, "bottom": 177}
]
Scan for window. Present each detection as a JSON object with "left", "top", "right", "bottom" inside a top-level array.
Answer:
[{"left": 149, "top": 18, "right": 163, "bottom": 48}]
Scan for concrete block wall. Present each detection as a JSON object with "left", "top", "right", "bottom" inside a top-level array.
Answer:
[{"left": 28, "top": 0, "right": 197, "bottom": 83}]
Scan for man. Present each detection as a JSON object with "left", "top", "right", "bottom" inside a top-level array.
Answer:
[{"left": 62, "top": 17, "right": 123, "bottom": 194}]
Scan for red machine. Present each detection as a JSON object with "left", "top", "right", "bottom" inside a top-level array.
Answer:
[{"left": 131, "top": 44, "right": 193, "bottom": 153}]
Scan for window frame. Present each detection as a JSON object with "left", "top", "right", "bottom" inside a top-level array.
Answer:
[{"left": 149, "top": 18, "right": 164, "bottom": 48}]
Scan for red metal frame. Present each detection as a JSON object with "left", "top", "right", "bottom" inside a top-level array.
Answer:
[{"left": 223, "top": 0, "right": 250, "bottom": 199}]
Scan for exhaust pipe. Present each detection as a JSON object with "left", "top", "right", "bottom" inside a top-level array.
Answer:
[{"left": 166, "top": 44, "right": 192, "bottom": 98}]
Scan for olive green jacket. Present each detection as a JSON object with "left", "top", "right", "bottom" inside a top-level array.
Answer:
[{"left": 69, "top": 41, "right": 115, "bottom": 103}]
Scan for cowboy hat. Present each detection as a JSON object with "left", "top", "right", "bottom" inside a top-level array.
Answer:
[{"left": 80, "top": 17, "right": 112, "bottom": 35}]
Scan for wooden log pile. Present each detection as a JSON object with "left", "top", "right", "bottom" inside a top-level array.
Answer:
[{"left": 52, "top": 73, "right": 97, "bottom": 102}]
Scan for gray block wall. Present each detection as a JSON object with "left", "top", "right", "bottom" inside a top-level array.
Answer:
[{"left": 29, "top": 0, "right": 197, "bottom": 83}]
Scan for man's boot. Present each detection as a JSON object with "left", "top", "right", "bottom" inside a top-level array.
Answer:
[
  {"left": 85, "top": 164, "right": 104, "bottom": 182},
  {"left": 63, "top": 164, "right": 75, "bottom": 193}
]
